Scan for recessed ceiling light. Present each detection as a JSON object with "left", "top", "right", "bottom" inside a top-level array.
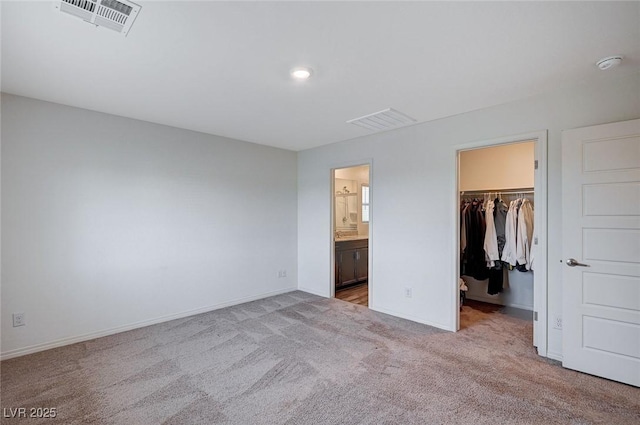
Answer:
[
  {"left": 596, "top": 55, "right": 623, "bottom": 71},
  {"left": 291, "top": 67, "right": 313, "bottom": 80}
]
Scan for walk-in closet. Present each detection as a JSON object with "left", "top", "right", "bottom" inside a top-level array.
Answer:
[{"left": 458, "top": 141, "right": 537, "bottom": 339}]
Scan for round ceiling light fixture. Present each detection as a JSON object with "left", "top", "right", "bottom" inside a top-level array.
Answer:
[
  {"left": 291, "top": 67, "right": 313, "bottom": 80},
  {"left": 596, "top": 55, "right": 623, "bottom": 71}
]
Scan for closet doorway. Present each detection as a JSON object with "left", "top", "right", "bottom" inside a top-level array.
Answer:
[
  {"left": 455, "top": 132, "right": 548, "bottom": 357},
  {"left": 332, "top": 164, "right": 371, "bottom": 307}
]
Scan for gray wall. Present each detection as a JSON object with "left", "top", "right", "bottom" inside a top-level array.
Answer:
[
  {"left": 1, "top": 94, "right": 298, "bottom": 358},
  {"left": 297, "top": 72, "right": 640, "bottom": 360}
]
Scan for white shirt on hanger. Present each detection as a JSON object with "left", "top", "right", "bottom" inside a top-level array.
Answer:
[{"left": 501, "top": 199, "right": 519, "bottom": 266}]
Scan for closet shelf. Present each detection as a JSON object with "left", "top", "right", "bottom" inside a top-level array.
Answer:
[{"left": 460, "top": 187, "right": 534, "bottom": 196}]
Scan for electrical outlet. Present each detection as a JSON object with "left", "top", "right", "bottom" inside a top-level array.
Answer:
[
  {"left": 12, "top": 313, "right": 26, "bottom": 327},
  {"left": 404, "top": 287, "right": 412, "bottom": 298},
  {"left": 553, "top": 315, "right": 562, "bottom": 330},
  {"left": 277, "top": 270, "right": 287, "bottom": 278},
  {"left": 281, "top": 269, "right": 287, "bottom": 278}
]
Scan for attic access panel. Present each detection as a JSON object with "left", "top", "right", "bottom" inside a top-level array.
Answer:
[{"left": 56, "top": 0, "right": 141, "bottom": 36}]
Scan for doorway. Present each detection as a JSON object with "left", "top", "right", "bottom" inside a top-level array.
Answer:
[
  {"left": 454, "top": 131, "right": 548, "bottom": 357},
  {"left": 332, "top": 164, "right": 371, "bottom": 307}
]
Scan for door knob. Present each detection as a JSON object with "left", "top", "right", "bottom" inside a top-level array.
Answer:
[{"left": 566, "top": 258, "right": 590, "bottom": 267}]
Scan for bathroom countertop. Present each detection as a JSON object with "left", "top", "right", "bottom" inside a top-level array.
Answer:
[{"left": 335, "top": 235, "right": 368, "bottom": 242}]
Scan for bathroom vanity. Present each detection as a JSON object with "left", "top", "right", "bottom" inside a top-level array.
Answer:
[{"left": 335, "top": 237, "right": 368, "bottom": 289}]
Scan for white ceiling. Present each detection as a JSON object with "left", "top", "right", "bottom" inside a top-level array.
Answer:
[{"left": 2, "top": 1, "right": 639, "bottom": 151}]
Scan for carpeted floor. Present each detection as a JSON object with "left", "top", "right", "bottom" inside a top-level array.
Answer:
[{"left": 1, "top": 291, "right": 638, "bottom": 424}]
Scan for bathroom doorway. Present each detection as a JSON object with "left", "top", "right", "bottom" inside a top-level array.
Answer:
[{"left": 332, "top": 164, "right": 371, "bottom": 307}]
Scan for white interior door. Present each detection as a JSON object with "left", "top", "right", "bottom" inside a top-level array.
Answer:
[{"left": 561, "top": 119, "right": 640, "bottom": 387}]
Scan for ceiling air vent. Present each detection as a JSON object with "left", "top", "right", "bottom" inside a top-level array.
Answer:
[
  {"left": 347, "top": 108, "right": 417, "bottom": 132},
  {"left": 56, "top": 0, "right": 141, "bottom": 36}
]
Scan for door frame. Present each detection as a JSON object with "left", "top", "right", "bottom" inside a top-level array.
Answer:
[
  {"left": 330, "top": 159, "right": 373, "bottom": 307},
  {"left": 452, "top": 130, "right": 548, "bottom": 357}
]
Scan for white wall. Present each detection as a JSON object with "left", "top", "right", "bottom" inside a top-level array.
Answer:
[
  {"left": 297, "top": 72, "right": 640, "bottom": 359},
  {"left": 1, "top": 94, "right": 298, "bottom": 358},
  {"left": 463, "top": 271, "right": 534, "bottom": 311}
]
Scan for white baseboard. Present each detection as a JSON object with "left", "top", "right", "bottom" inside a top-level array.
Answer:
[
  {"left": 297, "top": 286, "right": 328, "bottom": 298},
  {"left": 535, "top": 345, "right": 548, "bottom": 358},
  {"left": 371, "top": 306, "right": 455, "bottom": 332},
  {"left": 0, "top": 287, "right": 297, "bottom": 361},
  {"left": 466, "top": 294, "right": 533, "bottom": 311},
  {"left": 296, "top": 287, "right": 454, "bottom": 332},
  {"left": 546, "top": 350, "right": 563, "bottom": 362}
]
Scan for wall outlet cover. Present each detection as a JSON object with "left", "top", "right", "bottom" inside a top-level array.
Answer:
[
  {"left": 553, "top": 315, "right": 562, "bottom": 330},
  {"left": 12, "top": 313, "right": 26, "bottom": 327}
]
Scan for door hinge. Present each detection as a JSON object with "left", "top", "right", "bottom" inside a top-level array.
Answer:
[
  {"left": 534, "top": 236, "right": 538, "bottom": 245},
  {"left": 534, "top": 311, "right": 538, "bottom": 321},
  {"left": 534, "top": 159, "right": 539, "bottom": 170}
]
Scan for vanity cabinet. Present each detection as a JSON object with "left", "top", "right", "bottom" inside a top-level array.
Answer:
[{"left": 335, "top": 239, "right": 368, "bottom": 289}]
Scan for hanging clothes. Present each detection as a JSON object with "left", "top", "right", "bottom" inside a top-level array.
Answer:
[
  {"left": 460, "top": 201, "right": 470, "bottom": 275},
  {"left": 460, "top": 192, "right": 533, "bottom": 296},
  {"left": 516, "top": 199, "right": 534, "bottom": 270},
  {"left": 501, "top": 199, "right": 521, "bottom": 267},
  {"left": 483, "top": 199, "right": 499, "bottom": 267},
  {"left": 494, "top": 198, "right": 508, "bottom": 260},
  {"left": 461, "top": 199, "right": 489, "bottom": 281},
  {"left": 461, "top": 202, "right": 469, "bottom": 255},
  {"left": 486, "top": 196, "right": 509, "bottom": 295},
  {"left": 487, "top": 267, "right": 504, "bottom": 295},
  {"left": 530, "top": 228, "right": 538, "bottom": 271}
]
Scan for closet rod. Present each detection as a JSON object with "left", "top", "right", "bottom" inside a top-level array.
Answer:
[{"left": 460, "top": 187, "right": 534, "bottom": 196}]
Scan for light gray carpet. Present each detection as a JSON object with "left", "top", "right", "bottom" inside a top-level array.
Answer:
[{"left": 1, "top": 291, "right": 638, "bottom": 424}]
